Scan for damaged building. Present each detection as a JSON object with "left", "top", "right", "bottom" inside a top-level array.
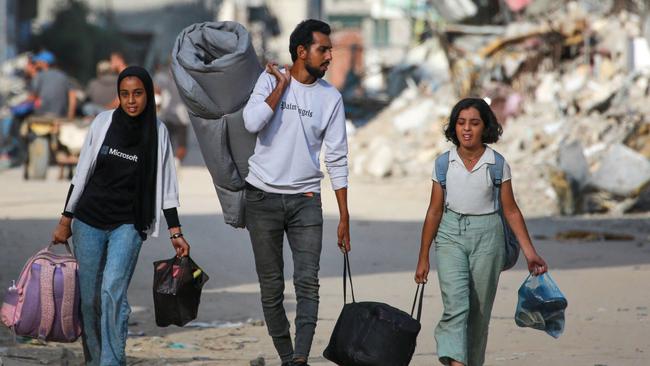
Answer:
[{"left": 349, "top": 0, "right": 650, "bottom": 217}]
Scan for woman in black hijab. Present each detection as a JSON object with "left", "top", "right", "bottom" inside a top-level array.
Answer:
[{"left": 52, "top": 66, "right": 189, "bottom": 365}]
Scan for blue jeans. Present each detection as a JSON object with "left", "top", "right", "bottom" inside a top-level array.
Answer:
[
  {"left": 72, "top": 219, "right": 143, "bottom": 366},
  {"left": 245, "top": 186, "right": 323, "bottom": 363}
]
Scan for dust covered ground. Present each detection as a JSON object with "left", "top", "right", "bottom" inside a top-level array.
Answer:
[{"left": 0, "top": 166, "right": 649, "bottom": 365}]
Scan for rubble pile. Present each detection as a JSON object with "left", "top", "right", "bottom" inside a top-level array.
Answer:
[{"left": 349, "top": 2, "right": 650, "bottom": 216}]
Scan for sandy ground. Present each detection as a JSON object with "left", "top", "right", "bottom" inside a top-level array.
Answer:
[{"left": 1, "top": 162, "right": 649, "bottom": 365}]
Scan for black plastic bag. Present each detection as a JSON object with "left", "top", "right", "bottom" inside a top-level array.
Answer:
[
  {"left": 323, "top": 253, "right": 424, "bottom": 366},
  {"left": 153, "top": 256, "right": 209, "bottom": 327}
]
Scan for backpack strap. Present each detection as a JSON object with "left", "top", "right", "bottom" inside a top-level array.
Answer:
[
  {"left": 434, "top": 151, "right": 450, "bottom": 205},
  {"left": 59, "top": 263, "right": 78, "bottom": 340},
  {"left": 38, "top": 261, "right": 56, "bottom": 340},
  {"left": 488, "top": 150, "right": 506, "bottom": 212}
]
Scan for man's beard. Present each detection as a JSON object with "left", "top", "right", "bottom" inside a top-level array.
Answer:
[{"left": 305, "top": 62, "right": 325, "bottom": 79}]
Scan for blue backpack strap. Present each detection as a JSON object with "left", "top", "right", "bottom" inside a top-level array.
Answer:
[
  {"left": 435, "top": 151, "right": 450, "bottom": 207},
  {"left": 488, "top": 150, "right": 505, "bottom": 211},
  {"left": 434, "top": 151, "right": 450, "bottom": 189}
]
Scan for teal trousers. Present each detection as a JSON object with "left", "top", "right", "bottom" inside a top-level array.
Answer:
[{"left": 434, "top": 209, "right": 506, "bottom": 366}]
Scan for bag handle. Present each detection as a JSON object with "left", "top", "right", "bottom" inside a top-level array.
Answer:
[
  {"left": 410, "top": 283, "right": 425, "bottom": 322},
  {"left": 343, "top": 251, "right": 356, "bottom": 304},
  {"left": 47, "top": 241, "right": 74, "bottom": 257}
]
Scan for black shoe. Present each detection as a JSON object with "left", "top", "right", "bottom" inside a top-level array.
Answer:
[
  {"left": 281, "top": 363, "right": 292, "bottom": 366},
  {"left": 292, "top": 362, "right": 309, "bottom": 366}
]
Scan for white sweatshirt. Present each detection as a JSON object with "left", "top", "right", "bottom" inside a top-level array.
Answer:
[{"left": 243, "top": 72, "right": 348, "bottom": 193}]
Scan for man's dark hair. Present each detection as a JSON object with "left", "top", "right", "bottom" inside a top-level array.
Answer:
[
  {"left": 289, "top": 19, "right": 331, "bottom": 62},
  {"left": 444, "top": 98, "right": 503, "bottom": 146}
]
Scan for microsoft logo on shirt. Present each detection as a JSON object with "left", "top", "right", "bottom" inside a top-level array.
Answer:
[{"left": 100, "top": 145, "right": 138, "bottom": 162}]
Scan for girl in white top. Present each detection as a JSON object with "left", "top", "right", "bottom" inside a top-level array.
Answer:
[{"left": 415, "top": 98, "right": 547, "bottom": 366}]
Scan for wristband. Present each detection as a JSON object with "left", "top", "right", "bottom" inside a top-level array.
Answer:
[{"left": 170, "top": 232, "right": 183, "bottom": 240}]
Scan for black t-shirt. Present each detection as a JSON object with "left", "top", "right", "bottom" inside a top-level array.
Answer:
[{"left": 74, "top": 118, "right": 141, "bottom": 230}]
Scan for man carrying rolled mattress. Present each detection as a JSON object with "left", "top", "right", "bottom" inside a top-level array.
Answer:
[{"left": 242, "top": 19, "right": 350, "bottom": 366}]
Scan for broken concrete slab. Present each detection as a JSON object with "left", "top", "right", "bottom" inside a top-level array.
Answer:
[
  {"left": 392, "top": 99, "right": 436, "bottom": 133},
  {"left": 431, "top": 0, "right": 478, "bottom": 22},
  {"left": 589, "top": 144, "right": 650, "bottom": 196}
]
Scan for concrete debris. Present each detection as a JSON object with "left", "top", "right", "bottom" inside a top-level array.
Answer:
[
  {"left": 558, "top": 140, "right": 589, "bottom": 189},
  {"left": 392, "top": 99, "right": 436, "bottom": 133},
  {"left": 250, "top": 356, "right": 265, "bottom": 366},
  {"left": 127, "top": 330, "right": 146, "bottom": 337},
  {"left": 432, "top": 0, "right": 478, "bottom": 22},
  {"left": 589, "top": 144, "right": 650, "bottom": 197},
  {"left": 365, "top": 138, "right": 395, "bottom": 178},
  {"left": 350, "top": 2, "right": 650, "bottom": 216},
  {"left": 0, "top": 345, "right": 82, "bottom": 365}
]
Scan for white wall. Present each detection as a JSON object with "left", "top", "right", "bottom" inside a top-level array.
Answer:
[
  {"left": 266, "top": 0, "right": 309, "bottom": 64},
  {"left": 325, "top": 0, "right": 411, "bottom": 67},
  {"left": 217, "top": 0, "right": 309, "bottom": 64}
]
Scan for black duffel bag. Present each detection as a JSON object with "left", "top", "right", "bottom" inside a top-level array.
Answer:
[
  {"left": 323, "top": 252, "right": 425, "bottom": 366},
  {"left": 153, "top": 256, "right": 209, "bottom": 327}
]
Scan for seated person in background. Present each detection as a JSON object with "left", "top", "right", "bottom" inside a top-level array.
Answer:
[
  {"left": 31, "top": 50, "right": 76, "bottom": 120},
  {"left": 83, "top": 60, "right": 119, "bottom": 116}
]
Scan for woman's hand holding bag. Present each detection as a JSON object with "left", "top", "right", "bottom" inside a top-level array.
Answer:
[
  {"left": 414, "top": 256, "right": 430, "bottom": 284},
  {"left": 523, "top": 250, "right": 547, "bottom": 276},
  {"left": 52, "top": 216, "right": 73, "bottom": 244},
  {"left": 169, "top": 230, "right": 190, "bottom": 257}
]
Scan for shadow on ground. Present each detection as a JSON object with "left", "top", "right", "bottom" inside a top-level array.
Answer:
[{"left": 1, "top": 213, "right": 649, "bottom": 343}]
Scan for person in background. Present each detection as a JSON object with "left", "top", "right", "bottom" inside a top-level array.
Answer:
[
  {"left": 153, "top": 63, "right": 189, "bottom": 165},
  {"left": 83, "top": 60, "right": 119, "bottom": 116},
  {"left": 31, "top": 50, "right": 76, "bottom": 119},
  {"left": 51, "top": 66, "right": 189, "bottom": 365},
  {"left": 23, "top": 54, "right": 39, "bottom": 84},
  {"left": 3, "top": 54, "right": 38, "bottom": 164},
  {"left": 110, "top": 52, "right": 128, "bottom": 75}
]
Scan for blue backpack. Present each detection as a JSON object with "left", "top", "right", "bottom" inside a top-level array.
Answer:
[{"left": 434, "top": 150, "right": 520, "bottom": 271}]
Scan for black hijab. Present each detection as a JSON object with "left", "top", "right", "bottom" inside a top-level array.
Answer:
[{"left": 113, "top": 66, "right": 158, "bottom": 238}]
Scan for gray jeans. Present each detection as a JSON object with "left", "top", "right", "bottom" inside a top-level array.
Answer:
[{"left": 245, "top": 185, "right": 323, "bottom": 363}]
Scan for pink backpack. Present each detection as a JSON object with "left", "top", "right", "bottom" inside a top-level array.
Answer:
[{"left": 1, "top": 243, "right": 82, "bottom": 342}]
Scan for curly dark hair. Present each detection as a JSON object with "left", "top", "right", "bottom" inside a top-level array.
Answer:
[
  {"left": 289, "top": 19, "right": 331, "bottom": 62},
  {"left": 444, "top": 98, "right": 503, "bottom": 146}
]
